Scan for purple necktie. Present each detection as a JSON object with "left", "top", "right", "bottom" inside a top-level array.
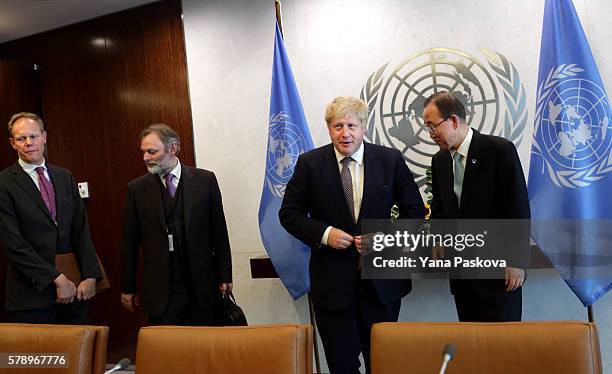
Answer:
[
  {"left": 35, "top": 167, "right": 56, "bottom": 221},
  {"left": 164, "top": 173, "right": 176, "bottom": 197}
]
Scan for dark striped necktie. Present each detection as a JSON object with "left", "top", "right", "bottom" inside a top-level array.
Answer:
[{"left": 340, "top": 157, "right": 355, "bottom": 222}]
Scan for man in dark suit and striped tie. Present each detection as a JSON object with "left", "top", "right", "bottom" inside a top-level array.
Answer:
[
  {"left": 0, "top": 112, "right": 101, "bottom": 323},
  {"left": 280, "top": 96, "right": 425, "bottom": 374}
]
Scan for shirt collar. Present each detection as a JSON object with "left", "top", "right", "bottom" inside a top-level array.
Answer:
[
  {"left": 334, "top": 141, "right": 365, "bottom": 166},
  {"left": 160, "top": 158, "right": 181, "bottom": 181},
  {"left": 18, "top": 158, "right": 47, "bottom": 174},
  {"left": 451, "top": 127, "right": 473, "bottom": 159},
  {"left": 169, "top": 158, "right": 181, "bottom": 180}
]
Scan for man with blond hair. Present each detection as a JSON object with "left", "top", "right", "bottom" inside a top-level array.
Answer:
[
  {"left": 280, "top": 96, "right": 424, "bottom": 374},
  {"left": 0, "top": 112, "right": 101, "bottom": 323}
]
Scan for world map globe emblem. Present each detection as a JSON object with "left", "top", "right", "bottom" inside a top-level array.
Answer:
[
  {"left": 538, "top": 78, "right": 612, "bottom": 171},
  {"left": 265, "top": 112, "right": 308, "bottom": 197},
  {"left": 374, "top": 48, "right": 500, "bottom": 185}
]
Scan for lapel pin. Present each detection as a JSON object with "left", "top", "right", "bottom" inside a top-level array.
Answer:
[{"left": 471, "top": 158, "right": 477, "bottom": 164}]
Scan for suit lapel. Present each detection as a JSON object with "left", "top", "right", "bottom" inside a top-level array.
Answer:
[
  {"left": 320, "top": 145, "right": 354, "bottom": 228},
  {"left": 47, "top": 165, "right": 63, "bottom": 225},
  {"left": 459, "top": 130, "right": 481, "bottom": 213},
  {"left": 181, "top": 166, "right": 195, "bottom": 235},
  {"left": 144, "top": 173, "right": 165, "bottom": 228},
  {"left": 10, "top": 163, "right": 55, "bottom": 223},
  {"left": 437, "top": 152, "right": 460, "bottom": 217},
  {"left": 358, "top": 143, "right": 378, "bottom": 222}
]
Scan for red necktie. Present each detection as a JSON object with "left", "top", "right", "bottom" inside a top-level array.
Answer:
[{"left": 35, "top": 167, "right": 57, "bottom": 221}]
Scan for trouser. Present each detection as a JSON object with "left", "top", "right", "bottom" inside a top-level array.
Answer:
[
  {"left": 454, "top": 287, "right": 522, "bottom": 322},
  {"left": 10, "top": 300, "right": 89, "bottom": 324},
  {"left": 314, "top": 279, "right": 401, "bottom": 374},
  {"left": 149, "top": 252, "right": 216, "bottom": 326}
]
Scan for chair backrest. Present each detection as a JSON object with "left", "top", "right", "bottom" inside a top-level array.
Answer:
[
  {"left": 135, "top": 324, "right": 313, "bottom": 374},
  {"left": 0, "top": 323, "right": 108, "bottom": 374},
  {"left": 371, "top": 321, "right": 602, "bottom": 374}
]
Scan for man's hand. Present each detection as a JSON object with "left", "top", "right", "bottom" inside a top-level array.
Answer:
[
  {"left": 219, "top": 283, "right": 233, "bottom": 295},
  {"left": 505, "top": 267, "right": 525, "bottom": 292},
  {"left": 121, "top": 293, "right": 140, "bottom": 312},
  {"left": 54, "top": 274, "right": 76, "bottom": 304},
  {"left": 354, "top": 234, "right": 374, "bottom": 255},
  {"left": 76, "top": 278, "right": 96, "bottom": 301},
  {"left": 432, "top": 245, "right": 445, "bottom": 260},
  {"left": 327, "top": 228, "right": 354, "bottom": 250}
]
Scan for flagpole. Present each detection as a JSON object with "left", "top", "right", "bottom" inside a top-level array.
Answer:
[
  {"left": 587, "top": 305, "right": 594, "bottom": 323},
  {"left": 308, "top": 293, "right": 322, "bottom": 374},
  {"left": 272, "top": 4, "right": 319, "bottom": 371},
  {"left": 275, "top": 0, "right": 283, "bottom": 36}
]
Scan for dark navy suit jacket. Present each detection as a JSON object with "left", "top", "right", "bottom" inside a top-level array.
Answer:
[{"left": 280, "top": 142, "right": 424, "bottom": 310}]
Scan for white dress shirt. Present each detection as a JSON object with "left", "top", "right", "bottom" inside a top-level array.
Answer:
[
  {"left": 18, "top": 158, "right": 50, "bottom": 191},
  {"left": 450, "top": 127, "right": 473, "bottom": 179},
  {"left": 321, "top": 142, "right": 365, "bottom": 245},
  {"left": 159, "top": 158, "right": 182, "bottom": 188}
]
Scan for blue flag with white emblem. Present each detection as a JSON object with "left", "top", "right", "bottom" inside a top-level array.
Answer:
[
  {"left": 529, "top": 0, "right": 612, "bottom": 306},
  {"left": 258, "top": 22, "right": 314, "bottom": 300}
]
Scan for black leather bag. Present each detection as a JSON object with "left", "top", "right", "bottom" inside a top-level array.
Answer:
[{"left": 218, "top": 293, "right": 248, "bottom": 326}]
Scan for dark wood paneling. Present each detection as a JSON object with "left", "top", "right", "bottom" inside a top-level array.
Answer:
[
  {"left": 0, "top": 61, "right": 42, "bottom": 168},
  {"left": 0, "top": 61, "right": 43, "bottom": 323},
  {"left": 0, "top": 0, "right": 194, "bottom": 362}
]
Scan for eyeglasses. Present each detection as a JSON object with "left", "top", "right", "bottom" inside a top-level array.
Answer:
[
  {"left": 425, "top": 116, "right": 450, "bottom": 133},
  {"left": 11, "top": 134, "right": 43, "bottom": 144}
]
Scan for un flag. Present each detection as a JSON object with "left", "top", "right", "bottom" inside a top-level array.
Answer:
[
  {"left": 258, "top": 22, "right": 314, "bottom": 299},
  {"left": 529, "top": 0, "right": 612, "bottom": 306}
]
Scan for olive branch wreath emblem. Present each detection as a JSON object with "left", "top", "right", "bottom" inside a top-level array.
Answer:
[
  {"left": 532, "top": 64, "right": 612, "bottom": 188},
  {"left": 360, "top": 48, "right": 528, "bottom": 168}
]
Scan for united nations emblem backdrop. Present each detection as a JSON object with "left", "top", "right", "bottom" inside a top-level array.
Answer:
[{"left": 360, "top": 47, "right": 528, "bottom": 188}]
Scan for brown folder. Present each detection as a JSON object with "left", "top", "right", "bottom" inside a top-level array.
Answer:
[{"left": 55, "top": 252, "right": 110, "bottom": 292}]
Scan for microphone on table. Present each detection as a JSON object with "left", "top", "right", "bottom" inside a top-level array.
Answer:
[
  {"left": 438, "top": 344, "right": 456, "bottom": 374},
  {"left": 104, "top": 358, "right": 131, "bottom": 374}
]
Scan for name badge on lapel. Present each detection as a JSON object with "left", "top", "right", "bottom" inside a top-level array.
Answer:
[{"left": 168, "top": 234, "right": 174, "bottom": 252}]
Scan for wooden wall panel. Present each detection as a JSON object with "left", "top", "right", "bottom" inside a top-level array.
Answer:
[
  {"left": 0, "top": 61, "right": 43, "bottom": 323},
  {"left": 0, "top": 61, "right": 42, "bottom": 169},
  {"left": 0, "top": 0, "right": 194, "bottom": 362}
]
